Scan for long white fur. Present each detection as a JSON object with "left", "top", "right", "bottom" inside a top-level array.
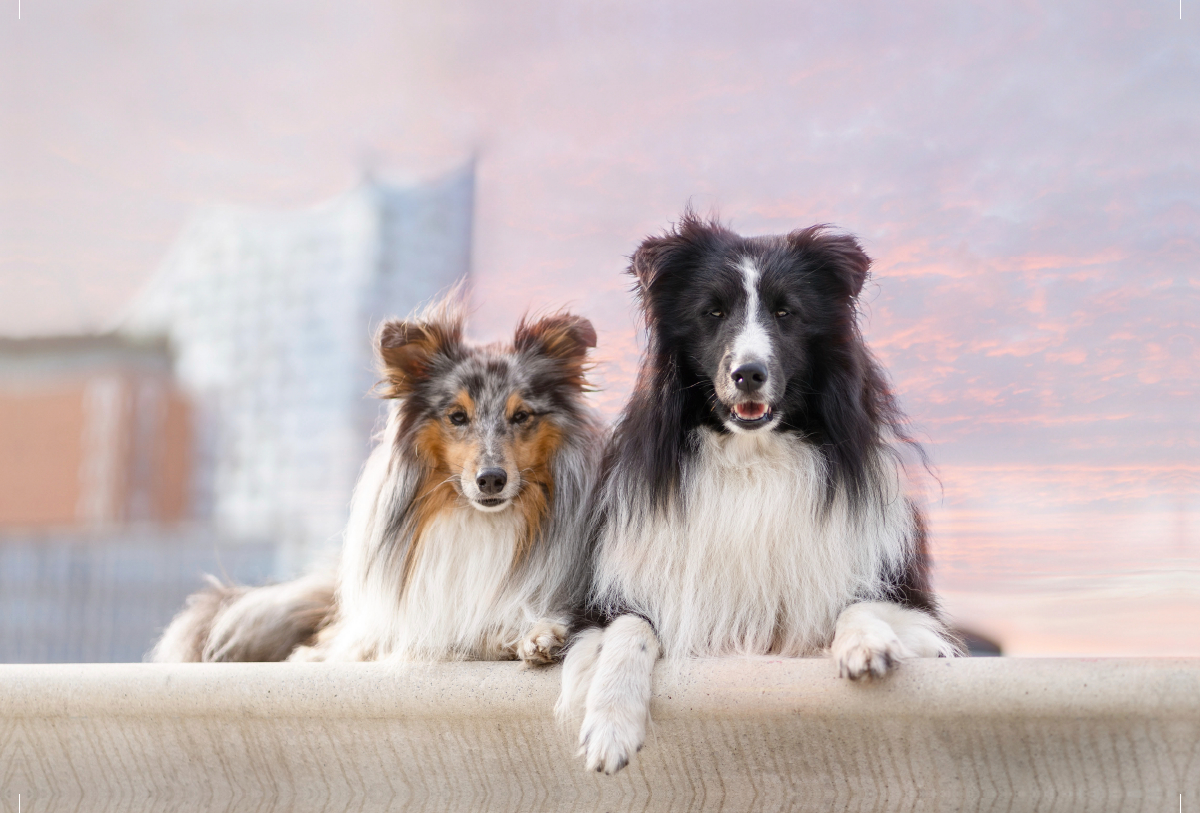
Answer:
[
  {"left": 597, "top": 429, "right": 914, "bottom": 660},
  {"left": 318, "top": 463, "right": 528, "bottom": 660},
  {"left": 149, "top": 571, "right": 335, "bottom": 663}
]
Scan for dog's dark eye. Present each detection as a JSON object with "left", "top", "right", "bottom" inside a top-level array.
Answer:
[
  {"left": 448, "top": 411, "right": 469, "bottom": 426},
  {"left": 708, "top": 309, "right": 725, "bottom": 319},
  {"left": 511, "top": 410, "right": 530, "bottom": 425},
  {"left": 774, "top": 309, "right": 790, "bottom": 318}
]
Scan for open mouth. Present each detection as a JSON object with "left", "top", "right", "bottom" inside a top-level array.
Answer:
[
  {"left": 731, "top": 402, "right": 772, "bottom": 423},
  {"left": 473, "top": 497, "right": 509, "bottom": 510}
]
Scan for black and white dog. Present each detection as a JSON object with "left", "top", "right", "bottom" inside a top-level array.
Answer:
[{"left": 558, "top": 213, "right": 961, "bottom": 774}]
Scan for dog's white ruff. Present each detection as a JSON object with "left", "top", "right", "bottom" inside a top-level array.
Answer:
[{"left": 597, "top": 429, "right": 915, "bottom": 659}]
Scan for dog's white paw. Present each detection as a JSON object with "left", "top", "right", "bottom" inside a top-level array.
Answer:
[
  {"left": 517, "top": 620, "right": 567, "bottom": 666},
  {"left": 578, "top": 706, "right": 644, "bottom": 774},
  {"left": 832, "top": 624, "right": 915, "bottom": 681}
]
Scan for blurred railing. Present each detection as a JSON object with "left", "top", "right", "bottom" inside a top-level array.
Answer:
[{"left": 0, "top": 529, "right": 274, "bottom": 662}]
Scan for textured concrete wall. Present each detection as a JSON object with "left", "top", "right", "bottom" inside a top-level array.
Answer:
[{"left": 0, "top": 658, "right": 1196, "bottom": 812}]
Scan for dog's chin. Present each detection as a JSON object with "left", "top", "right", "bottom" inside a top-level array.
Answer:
[
  {"left": 469, "top": 496, "right": 513, "bottom": 513},
  {"left": 725, "top": 401, "right": 777, "bottom": 432}
]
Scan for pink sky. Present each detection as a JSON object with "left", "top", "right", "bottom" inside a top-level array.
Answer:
[{"left": 1, "top": 0, "right": 1197, "bottom": 654}]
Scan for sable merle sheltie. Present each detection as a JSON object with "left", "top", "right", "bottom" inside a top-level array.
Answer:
[
  {"left": 558, "top": 214, "right": 961, "bottom": 774},
  {"left": 151, "top": 296, "right": 602, "bottom": 665}
]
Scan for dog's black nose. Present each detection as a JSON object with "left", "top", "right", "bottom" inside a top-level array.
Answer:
[
  {"left": 732, "top": 362, "right": 768, "bottom": 393},
  {"left": 476, "top": 468, "right": 508, "bottom": 495}
]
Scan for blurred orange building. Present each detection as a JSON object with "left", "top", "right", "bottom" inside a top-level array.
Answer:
[{"left": 0, "top": 335, "right": 192, "bottom": 529}]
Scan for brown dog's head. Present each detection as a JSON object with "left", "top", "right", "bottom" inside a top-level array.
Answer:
[{"left": 377, "top": 303, "right": 595, "bottom": 526}]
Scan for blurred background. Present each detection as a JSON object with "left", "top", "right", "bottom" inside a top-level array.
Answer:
[{"left": 0, "top": 0, "right": 1195, "bottom": 661}]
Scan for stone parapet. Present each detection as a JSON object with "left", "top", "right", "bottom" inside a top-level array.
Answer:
[{"left": 0, "top": 658, "right": 1195, "bottom": 811}]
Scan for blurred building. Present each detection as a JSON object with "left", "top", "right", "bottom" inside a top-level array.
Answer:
[
  {"left": 0, "top": 335, "right": 191, "bottom": 528},
  {"left": 121, "top": 168, "right": 474, "bottom": 574},
  {"left": 0, "top": 168, "right": 475, "bottom": 660}
]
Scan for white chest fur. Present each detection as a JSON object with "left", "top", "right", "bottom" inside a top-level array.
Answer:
[
  {"left": 388, "top": 506, "right": 526, "bottom": 660},
  {"left": 598, "top": 430, "right": 913, "bottom": 659}
]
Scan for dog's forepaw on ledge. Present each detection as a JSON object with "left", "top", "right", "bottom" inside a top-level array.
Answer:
[
  {"left": 517, "top": 620, "right": 567, "bottom": 666},
  {"left": 831, "top": 601, "right": 953, "bottom": 680},
  {"left": 833, "top": 631, "right": 914, "bottom": 680},
  {"left": 831, "top": 619, "right": 916, "bottom": 681},
  {"left": 579, "top": 708, "right": 644, "bottom": 774}
]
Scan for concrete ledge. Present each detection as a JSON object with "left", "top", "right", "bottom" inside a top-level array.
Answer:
[{"left": 1, "top": 658, "right": 1197, "bottom": 811}]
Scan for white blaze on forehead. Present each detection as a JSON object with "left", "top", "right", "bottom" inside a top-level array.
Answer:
[{"left": 731, "top": 257, "right": 772, "bottom": 366}]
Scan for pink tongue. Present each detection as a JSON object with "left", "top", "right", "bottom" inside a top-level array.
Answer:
[{"left": 735, "top": 403, "right": 767, "bottom": 420}]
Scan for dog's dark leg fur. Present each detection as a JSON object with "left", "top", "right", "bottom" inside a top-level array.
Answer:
[{"left": 881, "top": 502, "right": 939, "bottom": 615}]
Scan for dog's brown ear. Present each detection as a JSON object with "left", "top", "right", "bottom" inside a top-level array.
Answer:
[
  {"left": 377, "top": 317, "right": 462, "bottom": 398},
  {"left": 514, "top": 313, "right": 596, "bottom": 389},
  {"left": 787, "top": 226, "right": 871, "bottom": 300},
  {"left": 515, "top": 313, "right": 596, "bottom": 360}
]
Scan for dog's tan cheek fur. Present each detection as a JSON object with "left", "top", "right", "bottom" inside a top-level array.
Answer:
[
  {"left": 406, "top": 403, "right": 482, "bottom": 589},
  {"left": 512, "top": 419, "right": 563, "bottom": 562},
  {"left": 412, "top": 391, "right": 479, "bottom": 488}
]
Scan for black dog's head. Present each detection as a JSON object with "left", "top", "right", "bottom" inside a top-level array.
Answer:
[
  {"left": 622, "top": 212, "right": 899, "bottom": 505},
  {"left": 631, "top": 212, "right": 871, "bottom": 433}
]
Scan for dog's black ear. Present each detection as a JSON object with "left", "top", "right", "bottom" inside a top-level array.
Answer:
[
  {"left": 629, "top": 236, "right": 673, "bottom": 291},
  {"left": 630, "top": 210, "right": 724, "bottom": 292},
  {"left": 515, "top": 312, "right": 596, "bottom": 390},
  {"left": 376, "top": 312, "right": 463, "bottom": 399},
  {"left": 787, "top": 226, "right": 871, "bottom": 300}
]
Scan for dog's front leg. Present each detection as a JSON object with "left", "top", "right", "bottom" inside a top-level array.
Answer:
[
  {"left": 831, "top": 600, "right": 958, "bottom": 680},
  {"left": 577, "top": 614, "right": 660, "bottom": 774},
  {"left": 555, "top": 627, "right": 605, "bottom": 722}
]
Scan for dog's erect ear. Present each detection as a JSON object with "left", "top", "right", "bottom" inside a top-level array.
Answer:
[
  {"left": 376, "top": 317, "right": 462, "bottom": 398},
  {"left": 514, "top": 313, "right": 596, "bottom": 362},
  {"left": 630, "top": 210, "right": 725, "bottom": 292},
  {"left": 630, "top": 236, "right": 674, "bottom": 291},
  {"left": 514, "top": 313, "right": 596, "bottom": 390},
  {"left": 787, "top": 227, "right": 871, "bottom": 300}
]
